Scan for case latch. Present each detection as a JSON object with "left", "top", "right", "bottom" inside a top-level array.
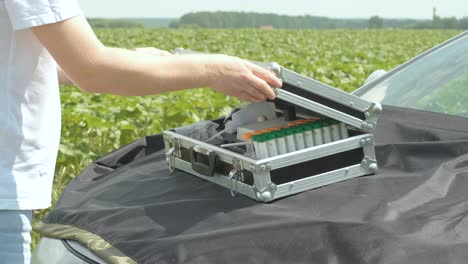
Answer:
[
  {"left": 229, "top": 159, "right": 244, "bottom": 197},
  {"left": 166, "top": 137, "right": 181, "bottom": 173}
]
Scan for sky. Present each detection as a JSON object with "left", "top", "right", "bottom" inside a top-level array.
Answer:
[{"left": 77, "top": 0, "right": 467, "bottom": 19}]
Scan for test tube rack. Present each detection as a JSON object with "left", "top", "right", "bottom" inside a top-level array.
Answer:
[
  {"left": 164, "top": 58, "right": 381, "bottom": 202},
  {"left": 248, "top": 119, "right": 348, "bottom": 159}
]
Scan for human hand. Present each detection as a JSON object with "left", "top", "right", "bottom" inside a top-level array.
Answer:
[
  {"left": 132, "top": 47, "right": 172, "bottom": 56},
  {"left": 207, "top": 55, "right": 282, "bottom": 102}
]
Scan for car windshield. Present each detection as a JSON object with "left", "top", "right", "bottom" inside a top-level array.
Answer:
[{"left": 359, "top": 32, "right": 468, "bottom": 117}]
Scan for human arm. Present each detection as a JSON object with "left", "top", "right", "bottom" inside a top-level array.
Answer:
[
  {"left": 33, "top": 16, "right": 281, "bottom": 102},
  {"left": 58, "top": 64, "right": 74, "bottom": 85},
  {"left": 56, "top": 47, "right": 171, "bottom": 86}
]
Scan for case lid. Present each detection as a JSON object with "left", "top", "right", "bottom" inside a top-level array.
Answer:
[
  {"left": 174, "top": 48, "right": 381, "bottom": 132},
  {"left": 263, "top": 63, "right": 382, "bottom": 132}
]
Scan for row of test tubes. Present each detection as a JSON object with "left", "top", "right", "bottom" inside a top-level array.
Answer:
[{"left": 244, "top": 119, "right": 349, "bottom": 159}]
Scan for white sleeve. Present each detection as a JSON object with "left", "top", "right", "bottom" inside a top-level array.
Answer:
[{"left": 5, "top": 0, "right": 82, "bottom": 30}]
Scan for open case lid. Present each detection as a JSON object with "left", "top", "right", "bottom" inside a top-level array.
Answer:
[
  {"left": 174, "top": 48, "right": 382, "bottom": 132},
  {"left": 270, "top": 63, "right": 382, "bottom": 132}
]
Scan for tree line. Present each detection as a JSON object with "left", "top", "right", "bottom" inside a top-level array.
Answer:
[
  {"left": 170, "top": 12, "right": 468, "bottom": 30},
  {"left": 170, "top": 12, "right": 419, "bottom": 29},
  {"left": 416, "top": 16, "right": 468, "bottom": 29},
  {"left": 85, "top": 12, "right": 468, "bottom": 30},
  {"left": 88, "top": 18, "right": 144, "bottom": 28}
]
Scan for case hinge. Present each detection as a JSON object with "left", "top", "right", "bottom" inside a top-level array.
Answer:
[{"left": 361, "top": 103, "right": 382, "bottom": 131}]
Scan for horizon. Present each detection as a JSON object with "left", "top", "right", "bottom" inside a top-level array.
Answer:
[
  {"left": 86, "top": 14, "right": 434, "bottom": 21},
  {"left": 77, "top": 0, "right": 467, "bottom": 20}
]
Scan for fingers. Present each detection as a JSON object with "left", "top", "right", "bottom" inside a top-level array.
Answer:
[
  {"left": 239, "top": 92, "right": 262, "bottom": 102},
  {"left": 160, "top": 50, "right": 172, "bottom": 56},
  {"left": 246, "top": 84, "right": 267, "bottom": 101},
  {"left": 246, "top": 73, "right": 276, "bottom": 100},
  {"left": 247, "top": 62, "right": 283, "bottom": 88},
  {"left": 211, "top": 56, "right": 282, "bottom": 102},
  {"left": 233, "top": 74, "right": 266, "bottom": 102}
]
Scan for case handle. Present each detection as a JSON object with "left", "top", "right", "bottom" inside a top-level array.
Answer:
[{"left": 190, "top": 146, "right": 217, "bottom": 177}]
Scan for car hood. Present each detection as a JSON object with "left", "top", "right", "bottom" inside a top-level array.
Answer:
[{"left": 36, "top": 106, "right": 468, "bottom": 264}]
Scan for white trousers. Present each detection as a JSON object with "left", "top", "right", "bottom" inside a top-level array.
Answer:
[{"left": 0, "top": 210, "right": 33, "bottom": 264}]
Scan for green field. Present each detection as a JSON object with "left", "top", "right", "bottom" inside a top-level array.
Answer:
[{"left": 32, "top": 29, "right": 461, "bottom": 246}]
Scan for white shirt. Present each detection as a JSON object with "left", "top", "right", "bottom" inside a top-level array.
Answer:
[{"left": 0, "top": 0, "right": 81, "bottom": 209}]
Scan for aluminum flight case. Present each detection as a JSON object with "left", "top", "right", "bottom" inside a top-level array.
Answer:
[{"left": 163, "top": 60, "right": 381, "bottom": 203}]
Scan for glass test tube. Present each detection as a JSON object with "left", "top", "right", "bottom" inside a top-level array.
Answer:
[
  {"left": 321, "top": 120, "right": 332, "bottom": 144},
  {"left": 330, "top": 120, "right": 341, "bottom": 141},
  {"left": 293, "top": 127, "right": 305, "bottom": 150},
  {"left": 265, "top": 133, "right": 278, "bottom": 157},
  {"left": 253, "top": 135, "right": 269, "bottom": 159},
  {"left": 276, "top": 130, "right": 288, "bottom": 155},
  {"left": 285, "top": 129, "right": 296, "bottom": 153},
  {"left": 303, "top": 123, "right": 314, "bottom": 148},
  {"left": 340, "top": 123, "right": 349, "bottom": 139},
  {"left": 312, "top": 123, "right": 323, "bottom": 145}
]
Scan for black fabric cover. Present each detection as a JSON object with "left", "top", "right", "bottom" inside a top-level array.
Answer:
[{"left": 43, "top": 106, "right": 468, "bottom": 264}]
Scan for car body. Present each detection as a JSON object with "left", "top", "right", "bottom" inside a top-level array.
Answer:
[
  {"left": 354, "top": 31, "right": 468, "bottom": 118},
  {"left": 33, "top": 31, "right": 468, "bottom": 264}
]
